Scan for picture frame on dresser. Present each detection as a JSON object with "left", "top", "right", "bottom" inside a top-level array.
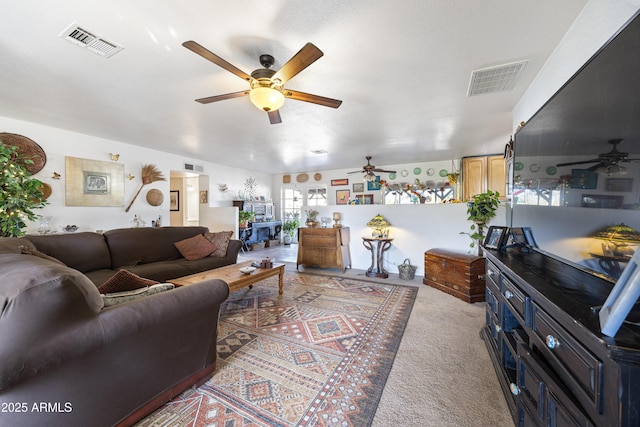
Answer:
[
  {"left": 599, "top": 248, "right": 640, "bottom": 337},
  {"left": 484, "top": 226, "right": 508, "bottom": 250}
]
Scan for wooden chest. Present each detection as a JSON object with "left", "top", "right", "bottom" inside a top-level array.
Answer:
[
  {"left": 423, "top": 248, "right": 486, "bottom": 303},
  {"left": 297, "top": 227, "right": 351, "bottom": 272}
]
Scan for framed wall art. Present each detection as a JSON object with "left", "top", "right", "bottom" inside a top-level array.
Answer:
[
  {"left": 570, "top": 169, "right": 598, "bottom": 189},
  {"left": 353, "top": 182, "right": 364, "bottom": 193},
  {"left": 336, "top": 189, "right": 350, "bottom": 205},
  {"left": 170, "top": 190, "right": 180, "bottom": 211},
  {"left": 331, "top": 178, "right": 349, "bottom": 186},
  {"left": 65, "top": 156, "right": 124, "bottom": 207},
  {"left": 606, "top": 178, "right": 633, "bottom": 192},
  {"left": 367, "top": 176, "right": 381, "bottom": 190},
  {"left": 484, "top": 226, "right": 509, "bottom": 250}
]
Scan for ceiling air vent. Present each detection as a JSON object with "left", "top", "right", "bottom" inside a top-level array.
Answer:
[
  {"left": 184, "top": 163, "right": 204, "bottom": 173},
  {"left": 59, "top": 22, "right": 124, "bottom": 58},
  {"left": 467, "top": 60, "right": 528, "bottom": 96}
]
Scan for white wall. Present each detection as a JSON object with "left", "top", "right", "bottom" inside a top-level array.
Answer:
[{"left": 0, "top": 116, "right": 272, "bottom": 234}]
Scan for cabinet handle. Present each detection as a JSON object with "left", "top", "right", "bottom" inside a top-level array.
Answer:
[
  {"left": 488, "top": 269, "right": 495, "bottom": 276},
  {"left": 504, "top": 290, "right": 513, "bottom": 299},
  {"left": 546, "top": 335, "right": 560, "bottom": 349},
  {"left": 495, "top": 324, "right": 502, "bottom": 333},
  {"left": 509, "top": 383, "right": 520, "bottom": 396},
  {"left": 478, "top": 274, "right": 486, "bottom": 280}
]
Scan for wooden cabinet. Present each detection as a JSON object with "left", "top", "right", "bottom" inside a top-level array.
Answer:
[
  {"left": 462, "top": 155, "right": 505, "bottom": 200},
  {"left": 297, "top": 227, "right": 351, "bottom": 272},
  {"left": 423, "top": 249, "right": 486, "bottom": 303},
  {"left": 483, "top": 249, "right": 640, "bottom": 427}
]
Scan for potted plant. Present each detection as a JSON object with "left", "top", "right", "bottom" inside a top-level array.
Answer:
[
  {"left": 304, "top": 209, "right": 319, "bottom": 228},
  {"left": 238, "top": 210, "right": 255, "bottom": 228},
  {"left": 460, "top": 189, "right": 501, "bottom": 256},
  {"left": 282, "top": 215, "right": 300, "bottom": 245},
  {"left": 0, "top": 143, "right": 47, "bottom": 237}
]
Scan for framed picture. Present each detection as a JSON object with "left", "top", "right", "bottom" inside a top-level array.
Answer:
[
  {"left": 570, "top": 169, "right": 598, "bottom": 189},
  {"left": 509, "top": 227, "right": 538, "bottom": 248},
  {"left": 170, "top": 190, "right": 180, "bottom": 211},
  {"left": 606, "top": 178, "right": 633, "bottom": 192},
  {"left": 599, "top": 249, "right": 640, "bottom": 337},
  {"left": 484, "top": 226, "right": 509, "bottom": 249},
  {"left": 367, "top": 176, "right": 381, "bottom": 191},
  {"left": 200, "top": 190, "right": 208, "bottom": 204},
  {"left": 65, "top": 156, "right": 125, "bottom": 207},
  {"left": 362, "top": 194, "right": 374, "bottom": 204},
  {"left": 331, "top": 178, "right": 349, "bottom": 186},
  {"left": 353, "top": 182, "right": 364, "bottom": 193},
  {"left": 336, "top": 189, "right": 350, "bottom": 205}
]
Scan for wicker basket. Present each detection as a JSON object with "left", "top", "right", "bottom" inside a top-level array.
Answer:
[
  {"left": 398, "top": 258, "right": 417, "bottom": 280},
  {"left": 146, "top": 189, "right": 164, "bottom": 206}
]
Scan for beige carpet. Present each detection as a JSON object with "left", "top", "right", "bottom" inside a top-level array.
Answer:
[{"left": 294, "top": 265, "right": 514, "bottom": 427}]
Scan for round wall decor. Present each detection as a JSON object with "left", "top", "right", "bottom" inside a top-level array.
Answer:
[
  {"left": 296, "top": 173, "right": 309, "bottom": 183},
  {"left": 0, "top": 132, "right": 47, "bottom": 175},
  {"left": 314, "top": 173, "right": 322, "bottom": 181},
  {"left": 146, "top": 189, "right": 164, "bottom": 206},
  {"left": 283, "top": 174, "right": 291, "bottom": 184},
  {"left": 40, "top": 182, "right": 52, "bottom": 200}
]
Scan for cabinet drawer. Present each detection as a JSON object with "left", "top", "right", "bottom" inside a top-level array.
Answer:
[
  {"left": 517, "top": 343, "right": 593, "bottom": 427},
  {"left": 301, "top": 236, "right": 336, "bottom": 247},
  {"left": 501, "top": 276, "right": 529, "bottom": 325},
  {"left": 532, "top": 303, "right": 602, "bottom": 413}
]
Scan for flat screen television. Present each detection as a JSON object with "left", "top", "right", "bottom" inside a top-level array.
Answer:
[{"left": 511, "top": 10, "right": 640, "bottom": 283}]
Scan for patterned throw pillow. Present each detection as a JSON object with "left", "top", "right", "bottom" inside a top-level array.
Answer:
[
  {"left": 102, "top": 283, "right": 175, "bottom": 307},
  {"left": 174, "top": 234, "right": 217, "bottom": 260},
  {"left": 204, "top": 231, "right": 233, "bottom": 257},
  {"left": 98, "top": 269, "right": 159, "bottom": 294}
]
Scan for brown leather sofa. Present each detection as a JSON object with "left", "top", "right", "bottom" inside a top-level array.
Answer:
[{"left": 0, "top": 226, "right": 240, "bottom": 426}]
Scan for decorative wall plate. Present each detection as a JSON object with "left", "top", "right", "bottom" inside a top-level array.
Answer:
[
  {"left": 314, "top": 172, "right": 322, "bottom": 181},
  {"left": 529, "top": 163, "right": 541, "bottom": 173},
  {"left": 439, "top": 169, "right": 448, "bottom": 177},
  {"left": 400, "top": 170, "right": 409, "bottom": 177},
  {"left": 514, "top": 162, "right": 524, "bottom": 171},
  {"left": 546, "top": 166, "right": 557, "bottom": 175},
  {"left": 388, "top": 173, "right": 396, "bottom": 180},
  {"left": 426, "top": 168, "right": 435, "bottom": 176},
  {"left": 296, "top": 173, "right": 309, "bottom": 183},
  {"left": 0, "top": 132, "right": 47, "bottom": 175},
  {"left": 413, "top": 167, "right": 422, "bottom": 175},
  {"left": 282, "top": 174, "right": 291, "bottom": 184}
]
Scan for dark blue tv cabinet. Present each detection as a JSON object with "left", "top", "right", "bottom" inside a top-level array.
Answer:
[{"left": 481, "top": 248, "right": 640, "bottom": 426}]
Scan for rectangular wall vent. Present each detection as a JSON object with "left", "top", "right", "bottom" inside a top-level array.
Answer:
[
  {"left": 183, "top": 163, "right": 204, "bottom": 173},
  {"left": 467, "top": 60, "right": 528, "bottom": 96},
  {"left": 59, "top": 22, "right": 124, "bottom": 58},
  {"left": 184, "top": 163, "right": 194, "bottom": 171}
]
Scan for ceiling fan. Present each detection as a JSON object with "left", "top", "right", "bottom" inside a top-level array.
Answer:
[
  {"left": 556, "top": 139, "right": 640, "bottom": 174},
  {"left": 182, "top": 41, "right": 342, "bottom": 124},
  {"left": 348, "top": 156, "right": 396, "bottom": 181}
]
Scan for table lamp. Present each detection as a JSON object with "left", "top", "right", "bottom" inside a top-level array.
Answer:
[
  {"left": 366, "top": 214, "right": 391, "bottom": 238},
  {"left": 332, "top": 212, "right": 342, "bottom": 228},
  {"left": 591, "top": 223, "right": 640, "bottom": 257}
]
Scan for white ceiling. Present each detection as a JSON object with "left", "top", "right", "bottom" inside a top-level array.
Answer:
[{"left": 0, "top": 0, "right": 587, "bottom": 175}]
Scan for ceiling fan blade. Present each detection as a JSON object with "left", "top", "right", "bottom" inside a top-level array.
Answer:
[
  {"left": 556, "top": 159, "right": 600, "bottom": 167},
  {"left": 182, "top": 41, "right": 251, "bottom": 82},
  {"left": 587, "top": 162, "right": 605, "bottom": 171},
  {"left": 195, "top": 90, "right": 249, "bottom": 104},
  {"left": 284, "top": 89, "right": 342, "bottom": 108},
  {"left": 272, "top": 43, "right": 323, "bottom": 83},
  {"left": 268, "top": 110, "right": 282, "bottom": 125},
  {"left": 347, "top": 170, "right": 365, "bottom": 174},
  {"left": 373, "top": 168, "right": 397, "bottom": 174}
]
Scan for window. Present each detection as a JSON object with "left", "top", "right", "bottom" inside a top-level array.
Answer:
[
  {"left": 307, "top": 186, "right": 327, "bottom": 207},
  {"left": 282, "top": 187, "right": 302, "bottom": 222}
]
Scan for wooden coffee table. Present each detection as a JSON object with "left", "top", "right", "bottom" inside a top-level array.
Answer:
[{"left": 168, "top": 260, "right": 286, "bottom": 295}]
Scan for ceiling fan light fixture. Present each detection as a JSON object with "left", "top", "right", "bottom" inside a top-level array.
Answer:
[
  {"left": 249, "top": 86, "right": 285, "bottom": 112},
  {"left": 363, "top": 172, "right": 377, "bottom": 182}
]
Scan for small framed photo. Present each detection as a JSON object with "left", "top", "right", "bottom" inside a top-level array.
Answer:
[
  {"left": 510, "top": 227, "right": 538, "bottom": 248},
  {"left": 170, "top": 190, "right": 180, "bottom": 211},
  {"left": 353, "top": 182, "right": 364, "bottom": 193},
  {"left": 605, "top": 178, "right": 633, "bottom": 192},
  {"left": 570, "top": 169, "right": 598, "bottom": 189},
  {"left": 367, "top": 176, "right": 381, "bottom": 191},
  {"left": 362, "top": 194, "right": 374, "bottom": 204},
  {"left": 336, "top": 189, "right": 350, "bottom": 205},
  {"left": 331, "top": 178, "right": 349, "bottom": 186},
  {"left": 199, "top": 190, "right": 208, "bottom": 204},
  {"left": 484, "top": 226, "right": 509, "bottom": 250}
]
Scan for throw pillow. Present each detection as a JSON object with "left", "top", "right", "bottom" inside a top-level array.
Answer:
[
  {"left": 204, "top": 231, "right": 233, "bottom": 257},
  {"left": 98, "top": 269, "right": 159, "bottom": 294},
  {"left": 174, "top": 234, "right": 217, "bottom": 260},
  {"left": 101, "top": 283, "right": 175, "bottom": 307}
]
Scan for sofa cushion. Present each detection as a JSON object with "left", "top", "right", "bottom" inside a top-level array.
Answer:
[
  {"left": 101, "top": 283, "right": 175, "bottom": 307},
  {"left": 204, "top": 231, "right": 233, "bottom": 257},
  {"left": 104, "top": 226, "right": 209, "bottom": 268},
  {"left": 24, "top": 232, "right": 112, "bottom": 273},
  {"left": 97, "top": 269, "right": 159, "bottom": 294},
  {"left": 20, "top": 245, "right": 66, "bottom": 265},
  {"left": 174, "top": 234, "right": 216, "bottom": 260},
  {"left": 0, "top": 237, "right": 36, "bottom": 254}
]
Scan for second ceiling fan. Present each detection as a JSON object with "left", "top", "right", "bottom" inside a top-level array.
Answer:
[{"left": 183, "top": 41, "right": 342, "bottom": 124}]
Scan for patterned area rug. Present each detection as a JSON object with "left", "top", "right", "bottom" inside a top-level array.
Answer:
[{"left": 137, "top": 271, "right": 417, "bottom": 427}]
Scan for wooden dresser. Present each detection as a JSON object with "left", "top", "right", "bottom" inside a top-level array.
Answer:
[
  {"left": 297, "top": 227, "right": 351, "bottom": 272},
  {"left": 423, "top": 248, "right": 486, "bottom": 303}
]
